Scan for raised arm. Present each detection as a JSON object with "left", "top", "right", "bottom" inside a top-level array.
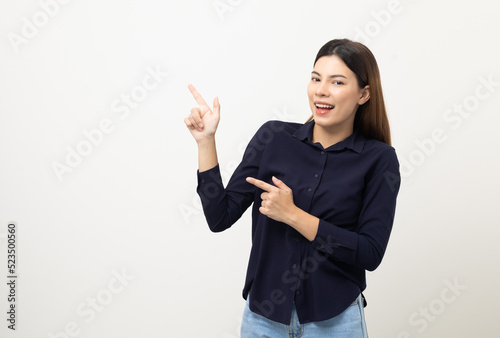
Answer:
[{"left": 184, "top": 84, "right": 220, "bottom": 172}]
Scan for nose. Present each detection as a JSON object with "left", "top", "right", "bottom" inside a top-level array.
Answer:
[{"left": 315, "top": 80, "right": 329, "bottom": 97}]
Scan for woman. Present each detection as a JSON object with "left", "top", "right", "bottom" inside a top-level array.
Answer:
[{"left": 184, "top": 38, "right": 400, "bottom": 338}]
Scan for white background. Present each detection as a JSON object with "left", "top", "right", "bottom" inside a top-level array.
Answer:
[{"left": 1, "top": 0, "right": 499, "bottom": 337}]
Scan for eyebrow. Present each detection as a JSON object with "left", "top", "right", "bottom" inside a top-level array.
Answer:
[{"left": 311, "top": 71, "right": 347, "bottom": 79}]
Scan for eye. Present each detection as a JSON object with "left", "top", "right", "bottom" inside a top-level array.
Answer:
[
  {"left": 311, "top": 77, "right": 320, "bottom": 82},
  {"left": 332, "top": 81, "right": 344, "bottom": 85}
]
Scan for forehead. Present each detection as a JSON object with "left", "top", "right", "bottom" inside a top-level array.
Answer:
[{"left": 313, "top": 55, "right": 353, "bottom": 76}]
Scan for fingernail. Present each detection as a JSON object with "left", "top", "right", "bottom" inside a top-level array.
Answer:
[{"left": 198, "top": 123, "right": 203, "bottom": 128}]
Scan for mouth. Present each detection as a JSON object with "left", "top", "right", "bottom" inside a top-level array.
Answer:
[{"left": 314, "top": 102, "right": 334, "bottom": 115}]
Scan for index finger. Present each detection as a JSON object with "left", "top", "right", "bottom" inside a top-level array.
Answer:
[
  {"left": 188, "top": 84, "right": 209, "bottom": 107},
  {"left": 246, "top": 177, "right": 278, "bottom": 192}
]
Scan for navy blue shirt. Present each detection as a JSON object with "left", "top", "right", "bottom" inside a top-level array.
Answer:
[{"left": 196, "top": 120, "right": 401, "bottom": 325}]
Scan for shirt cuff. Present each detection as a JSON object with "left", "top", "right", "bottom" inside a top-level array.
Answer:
[
  {"left": 311, "top": 219, "right": 358, "bottom": 264},
  {"left": 197, "top": 163, "right": 221, "bottom": 185}
]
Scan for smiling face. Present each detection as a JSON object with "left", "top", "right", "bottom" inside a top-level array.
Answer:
[{"left": 307, "top": 55, "right": 370, "bottom": 137}]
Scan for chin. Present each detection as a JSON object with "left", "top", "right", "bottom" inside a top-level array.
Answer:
[
  {"left": 312, "top": 114, "right": 332, "bottom": 125},
  {"left": 313, "top": 120, "right": 332, "bottom": 128}
]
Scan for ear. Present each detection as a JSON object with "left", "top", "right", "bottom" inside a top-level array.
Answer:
[{"left": 358, "top": 85, "right": 370, "bottom": 105}]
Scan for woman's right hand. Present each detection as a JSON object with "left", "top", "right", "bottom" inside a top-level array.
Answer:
[{"left": 185, "top": 84, "right": 220, "bottom": 144}]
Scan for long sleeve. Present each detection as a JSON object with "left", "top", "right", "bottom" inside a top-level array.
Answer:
[
  {"left": 311, "top": 147, "right": 401, "bottom": 271},
  {"left": 196, "top": 122, "right": 272, "bottom": 232}
]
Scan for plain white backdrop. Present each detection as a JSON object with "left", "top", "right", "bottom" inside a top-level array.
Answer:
[{"left": 1, "top": 0, "right": 499, "bottom": 337}]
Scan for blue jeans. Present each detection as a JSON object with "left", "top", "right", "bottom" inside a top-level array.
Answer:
[{"left": 240, "top": 293, "right": 368, "bottom": 338}]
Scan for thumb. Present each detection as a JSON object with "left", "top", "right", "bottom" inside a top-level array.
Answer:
[
  {"left": 272, "top": 176, "right": 290, "bottom": 191},
  {"left": 213, "top": 96, "right": 220, "bottom": 116}
]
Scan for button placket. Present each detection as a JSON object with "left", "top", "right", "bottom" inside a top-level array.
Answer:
[
  {"left": 305, "top": 147, "right": 328, "bottom": 212},
  {"left": 309, "top": 151, "right": 326, "bottom": 193}
]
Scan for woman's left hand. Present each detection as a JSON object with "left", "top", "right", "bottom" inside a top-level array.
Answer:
[{"left": 246, "top": 176, "right": 297, "bottom": 224}]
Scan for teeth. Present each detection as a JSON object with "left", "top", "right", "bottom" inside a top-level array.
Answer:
[{"left": 316, "top": 104, "right": 334, "bottom": 109}]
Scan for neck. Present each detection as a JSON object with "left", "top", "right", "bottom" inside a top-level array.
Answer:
[{"left": 311, "top": 123, "right": 353, "bottom": 149}]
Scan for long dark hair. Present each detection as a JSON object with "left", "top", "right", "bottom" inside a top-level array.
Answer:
[{"left": 306, "top": 39, "right": 392, "bottom": 145}]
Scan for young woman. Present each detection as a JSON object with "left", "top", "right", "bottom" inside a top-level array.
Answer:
[{"left": 184, "top": 39, "right": 401, "bottom": 338}]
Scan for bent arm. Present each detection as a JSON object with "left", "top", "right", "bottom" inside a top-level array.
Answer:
[
  {"left": 197, "top": 122, "right": 273, "bottom": 232},
  {"left": 244, "top": 145, "right": 400, "bottom": 272},
  {"left": 311, "top": 148, "right": 401, "bottom": 271}
]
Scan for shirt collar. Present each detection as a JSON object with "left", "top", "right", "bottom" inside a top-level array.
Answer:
[{"left": 292, "top": 119, "right": 365, "bottom": 153}]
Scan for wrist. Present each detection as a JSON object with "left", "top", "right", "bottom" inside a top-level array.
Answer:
[
  {"left": 287, "top": 207, "right": 319, "bottom": 242},
  {"left": 287, "top": 205, "right": 304, "bottom": 229},
  {"left": 197, "top": 136, "right": 218, "bottom": 173},
  {"left": 197, "top": 136, "right": 216, "bottom": 147}
]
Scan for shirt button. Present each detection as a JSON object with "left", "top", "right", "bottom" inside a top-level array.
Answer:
[
  {"left": 307, "top": 188, "right": 312, "bottom": 192},
  {"left": 295, "top": 238, "right": 299, "bottom": 243},
  {"left": 201, "top": 179, "right": 205, "bottom": 183},
  {"left": 321, "top": 151, "right": 325, "bottom": 155},
  {"left": 314, "top": 174, "right": 319, "bottom": 178},
  {"left": 292, "top": 264, "right": 297, "bottom": 269}
]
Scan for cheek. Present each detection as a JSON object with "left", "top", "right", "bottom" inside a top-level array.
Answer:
[{"left": 335, "top": 88, "right": 360, "bottom": 106}]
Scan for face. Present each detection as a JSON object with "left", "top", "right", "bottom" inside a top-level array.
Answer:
[{"left": 307, "top": 55, "right": 370, "bottom": 134}]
